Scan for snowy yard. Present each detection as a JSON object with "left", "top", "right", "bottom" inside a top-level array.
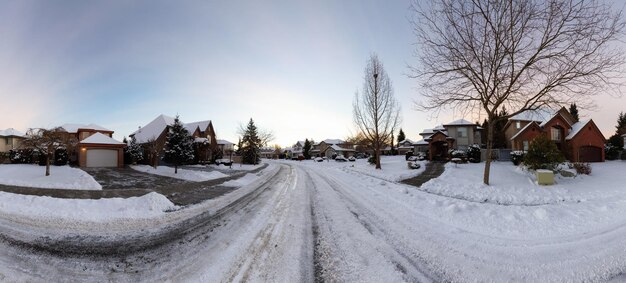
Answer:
[
  {"left": 296, "top": 156, "right": 427, "bottom": 182},
  {"left": 130, "top": 165, "right": 228, "bottom": 182},
  {"left": 0, "top": 164, "right": 102, "bottom": 190}
]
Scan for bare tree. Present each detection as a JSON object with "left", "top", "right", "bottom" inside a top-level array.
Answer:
[
  {"left": 411, "top": 0, "right": 625, "bottom": 184},
  {"left": 353, "top": 54, "right": 401, "bottom": 169},
  {"left": 21, "top": 127, "right": 68, "bottom": 176}
]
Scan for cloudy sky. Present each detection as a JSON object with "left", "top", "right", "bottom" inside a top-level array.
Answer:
[{"left": 1, "top": 0, "right": 625, "bottom": 146}]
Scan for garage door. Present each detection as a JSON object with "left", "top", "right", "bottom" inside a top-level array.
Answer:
[
  {"left": 578, "top": 146, "right": 602, "bottom": 162},
  {"left": 86, "top": 149, "right": 118, "bottom": 167}
]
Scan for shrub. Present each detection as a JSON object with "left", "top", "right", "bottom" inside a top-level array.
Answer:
[
  {"left": 0, "top": 152, "right": 9, "bottom": 164},
  {"left": 9, "top": 149, "right": 35, "bottom": 164},
  {"left": 523, "top": 134, "right": 565, "bottom": 170},
  {"left": 368, "top": 154, "right": 377, "bottom": 165},
  {"left": 449, "top": 149, "right": 466, "bottom": 159},
  {"left": 621, "top": 150, "right": 626, "bottom": 160},
  {"left": 571, "top": 162, "right": 592, "bottom": 175},
  {"left": 510, "top": 151, "right": 525, "bottom": 166},
  {"left": 467, "top": 144, "right": 481, "bottom": 163},
  {"left": 405, "top": 151, "right": 414, "bottom": 161},
  {"left": 605, "top": 144, "right": 620, "bottom": 160},
  {"left": 54, "top": 148, "right": 68, "bottom": 166}
]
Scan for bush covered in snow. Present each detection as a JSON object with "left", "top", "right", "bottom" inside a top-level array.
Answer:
[
  {"left": 523, "top": 134, "right": 565, "bottom": 170},
  {"left": 467, "top": 144, "right": 481, "bottom": 163},
  {"left": 449, "top": 149, "right": 466, "bottom": 162},
  {"left": 510, "top": 151, "right": 525, "bottom": 166},
  {"left": 570, "top": 162, "right": 592, "bottom": 175},
  {"left": 9, "top": 149, "right": 36, "bottom": 164}
]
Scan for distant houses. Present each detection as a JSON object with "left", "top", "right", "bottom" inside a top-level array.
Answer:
[
  {"left": 0, "top": 128, "right": 26, "bottom": 153},
  {"left": 413, "top": 120, "right": 482, "bottom": 161}
]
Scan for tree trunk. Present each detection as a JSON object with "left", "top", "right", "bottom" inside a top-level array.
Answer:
[
  {"left": 45, "top": 153, "right": 51, "bottom": 176},
  {"left": 483, "top": 119, "right": 495, "bottom": 185},
  {"left": 375, "top": 142, "right": 382, "bottom": 169},
  {"left": 175, "top": 164, "right": 178, "bottom": 174}
]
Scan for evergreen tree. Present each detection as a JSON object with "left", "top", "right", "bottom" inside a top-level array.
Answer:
[
  {"left": 397, "top": 128, "right": 406, "bottom": 145},
  {"left": 616, "top": 112, "right": 626, "bottom": 136},
  {"left": 236, "top": 137, "right": 242, "bottom": 155},
  {"left": 241, "top": 118, "right": 261, "bottom": 164},
  {"left": 303, "top": 139, "right": 312, "bottom": 159},
  {"left": 569, "top": 103, "right": 580, "bottom": 122},
  {"left": 163, "top": 115, "right": 195, "bottom": 173},
  {"left": 127, "top": 135, "right": 144, "bottom": 164}
]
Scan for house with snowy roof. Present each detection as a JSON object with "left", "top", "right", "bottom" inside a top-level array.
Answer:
[
  {"left": 415, "top": 119, "right": 482, "bottom": 160},
  {"left": 315, "top": 139, "right": 355, "bottom": 158},
  {"left": 397, "top": 139, "right": 414, "bottom": 155},
  {"left": 129, "top": 114, "right": 218, "bottom": 165},
  {"left": 504, "top": 107, "right": 606, "bottom": 162},
  {"left": 0, "top": 128, "right": 26, "bottom": 153},
  {"left": 59, "top": 123, "right": 125, "bottom": 167}
]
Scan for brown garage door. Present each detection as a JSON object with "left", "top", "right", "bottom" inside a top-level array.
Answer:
[{"left": 579, "top": 146, "right": 602, "bottom": 162}]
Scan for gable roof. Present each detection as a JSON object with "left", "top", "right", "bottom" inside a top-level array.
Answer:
[
  {"left": 399, "top": 139, "right": 414, "bottom": 144},
  {"left": 413, "top": 139, "right": 429, "bottom": 146},
  {"left": 79, "top": 132, "right": 124, "bottom": 145},
  {"left": 443, "top": 119, "right": 476, "bottom": 126},
  {"left": 131, "top": 114, "right": 176, "bottom": 144},
  {"left": 509, "top": 109, "right": 555, "bottom": 122},
  {"left": 510, "top": 121, "right": 540, "bottom": 140},
  {"left": 62, "top": 123, "right": 112, "bottom": 133},
  {"left": 0, "top": 128, "right": 25, "bottom": 137},
  {"left": 565, "top": 119, "right": 605, "bottom": 142},
  {"left": 184, "top": 120, "right": 211, "bottom": 134},
  {"left": 329, "top": 144, "right": 355, "bottom": 152},
  {"left": 322, "top": 139, "right": 345, "bottom": 145}
]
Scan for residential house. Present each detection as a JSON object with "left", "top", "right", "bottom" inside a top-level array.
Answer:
[
  {"left": 259, "top": 147, "right": 277, "bottom": 159},
  {"left": 397, "top": 139, "right": 414, "bottom": 155},
  {"left": 0, "top": 128, "right": 26, "bottom": 153},
  {"left": 130, "top": 114, "right": 218, "bottom": 165},
  {"left": 217, "top": 139, "right": 235, "bottom": 158},
  {"left": 415, "top": 120, "right": 482, "bottom": 160},
  {"left": 505, "top": 107, "right": 606, "bottom": 162},
  {"left": 317, "top": 139, "right": 355, "bottom": 158},
  {"left": 61, "top": 123, "right": 125, "bottom": 167},
  {"left": 283, "top": 141, "right": 306, "bottom": 159}
]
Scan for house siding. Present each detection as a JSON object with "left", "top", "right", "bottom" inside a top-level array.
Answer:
[{"left": 567, "top": 122, "right": 606, "bottom": 162}]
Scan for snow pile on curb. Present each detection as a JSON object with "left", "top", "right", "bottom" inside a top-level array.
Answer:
[
  {"left": 131, "top": 165, "right": 228, "bottom": 182},
  {"left": 0, "top": 191, "right": 176, "bottom": 222},
  {"left": 0, "top": 164, "right": 102, "bottom": 190}
]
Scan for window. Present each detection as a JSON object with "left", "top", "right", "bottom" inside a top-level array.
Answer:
[
  {"left": 523, "top": 140, "right": 529, "bottom": 151},
  {"left": 516, "top": 121, "right": 521, "bottom": 129},
  {"left": 457, "top": 127, "right": 467, "bottom": 138},
  {"left": 551, "top": 127, "right": 561, "bottom": 141}
]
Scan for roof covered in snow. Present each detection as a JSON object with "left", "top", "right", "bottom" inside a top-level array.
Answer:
[
  {"left": 61, "top": 123, "right": 112, "bottom": 133},
  {"left": 443, "top": 119, "right": 476, "bottom": 126},
  {"left": 0, "top": 128, "right": 25, "bottom": 137},
  {"left": 510, "top": 109, "right": 555, "bottom": 123},
  {"left": 399, "top": 139, "right": 414, "bottom": 144},
  {"left": 184, "top": 120, "right": 211, "bottom": 134},
  {"left": 322, "top": 139, "right": 345, "bottom": 145},
  {"left": 413, "top": 139, "right": 429, "bottom": 145},
  {"left": 131, "top": 114, "right": 176, "bottom": 144},
  {"left": 217, "top": 139, "right": 234, "bottom": 145},
  {"left": 79, "top": 132, "right": 124, "bottom": 145},
  {"left": 510, "top": 121, "right": 538, "bottom": 141},
  {"left": 329, "top": 144, "right": 355, "bottom": 152},
  {"left": 565, "top": 119, "right": 591, "bottom": 140}
]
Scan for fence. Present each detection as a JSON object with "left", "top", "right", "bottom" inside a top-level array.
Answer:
[{"left": 481, "top": 149, "right": 513, "bottom": 162}]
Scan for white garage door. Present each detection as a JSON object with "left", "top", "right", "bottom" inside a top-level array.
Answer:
[{"left": 86, "top": 149, "right": 118, "bottom": 167}]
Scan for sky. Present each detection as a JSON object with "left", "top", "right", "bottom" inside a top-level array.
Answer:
[{"left": 1, "top": 0, "right": 625, "bottom": 147}]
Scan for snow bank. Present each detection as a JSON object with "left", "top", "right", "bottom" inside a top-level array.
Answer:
[
  {"left": 0, "top": 164, "right": 101, "bottom": 190},
  {"left": 0, "top": 191, "right": 176, "bottom": 222},
  {"left": 130, "top": 165, "right": 228, "bottom": 182}
]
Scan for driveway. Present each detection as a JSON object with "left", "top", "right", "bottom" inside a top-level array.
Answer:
[{"left": 82, "top": 167, "right": 191, "bottom": 190}]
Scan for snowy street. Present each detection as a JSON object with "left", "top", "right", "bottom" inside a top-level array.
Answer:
[{"left": 3, "top": 159, "right": 626, "bottom": 282}]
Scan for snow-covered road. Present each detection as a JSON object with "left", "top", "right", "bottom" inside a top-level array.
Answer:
[{"left": 3, "top": 160, "right": 626, "bottom": 282}]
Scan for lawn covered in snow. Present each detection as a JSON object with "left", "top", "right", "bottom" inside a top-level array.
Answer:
[
  {"left": 292, "top": 156, "right": 427, "bottom": 182},
  {"left": 0, "top": 164, "right": 101, "bottom": 190},
  {"left": 130, "top": 165, "right": 228, "bottom": 182},
  {"left": 0, "top": 191, "right": 176, "bottom": 223}
]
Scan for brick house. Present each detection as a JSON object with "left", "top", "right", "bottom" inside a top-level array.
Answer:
[
  {"left": 505, "top": 107, "right": 606, "bottom": 162},
  {"left": 130, "top": 114, "right": 218, "bottom": 165},
  {"left": 61, "top": 123, "right": 125, "bottom": 167}
]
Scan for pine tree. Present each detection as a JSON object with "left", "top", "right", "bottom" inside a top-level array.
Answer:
[
  {"left": 241, "top": 118, "right": 261, "bottom": 164},
  {"left": 303, "top": 139, "right": 312, "bottom": 159},
  {"left": 569, "top": 103, "right": 580, "bottom": 122},
  {"left": 236, "top": 138, "right": 242, "bottom": 155},
  {"left": 397, "top": 128, "right": 406, "bottom": 145},
  {"left": 163, "top": 115, "right": 195, "bottom": 173},
  {"left": 127, "top": 135, "right": 144, "bottom": 164},
  {"left": 616, "top": 112, "right": 626, "bottom": 136}
]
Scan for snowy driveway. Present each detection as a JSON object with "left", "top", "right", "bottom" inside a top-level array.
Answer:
[
  {"left": 83, "top": 167, "right": 190, "bottom": 190},
  {"left": 3, "top": 160, "right": 626, "bottom": 281}
]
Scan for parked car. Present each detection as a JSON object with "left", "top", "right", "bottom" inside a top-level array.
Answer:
[
  {"left": 407, "top": 156, "right": 418, "bottom": 161},
  {"left": 355, "top": 153, "right": 366, "bottom": 159},
  {"left": 335, "top": 156, "right": 348, "bottom": 162},
  {"left": 348, "top": 156, "right": 356, "bottom": 162},
  {"left": 315, "top": 157, "right": 324, "bottom": 162},
  {"left": 215, "top": 158, "right": 233, "bottom": 166}
]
